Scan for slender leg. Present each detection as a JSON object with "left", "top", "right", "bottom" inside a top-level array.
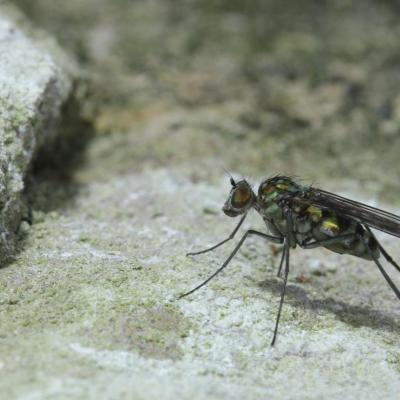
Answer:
[
  {"left": 276, "top": 247, "right": 286, "bottom": 277},
  {"left": 364, "top": 226, "right": 400, "bottom": 273},
  {"left": 364, "top": 237, "right": 400, "bottom": 301},
  {"left": 284, "top": 206, "right": 295, "bottom": 248},
  {"left": 377, "top": 245, "right": 400, "bottom": 274},
  {"left": 179, "top": 230, "right": 283, "bottom": 299},
  {"left": 301, "top": 233, "right": 357, "bottom": 249},
  {"left": 186, "top": 214, "right": 247, "bottom": 256},
  {"left": 270, "top": 208, "right": 294, "bottom": 346},
  {"left": 270, "top": 219, "right": 284, "bottom": 237},
  {"left": 271, "top": 238, "right": 290, "bottom": 346},
  {"left": 304, "top": 228, "right": 400, "bottom": 300}
]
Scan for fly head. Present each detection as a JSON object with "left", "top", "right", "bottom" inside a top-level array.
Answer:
[{"left": 223, "top": 179, "right": 256, "bottom": 217}]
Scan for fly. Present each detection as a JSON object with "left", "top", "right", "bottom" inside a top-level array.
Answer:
[{"left": 179, "top": 175, "right": 400, "bottom": 345}]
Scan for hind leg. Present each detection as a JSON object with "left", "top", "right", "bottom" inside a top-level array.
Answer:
[{"left": 364, "top": 226, "right": 400, "bottom": 273}]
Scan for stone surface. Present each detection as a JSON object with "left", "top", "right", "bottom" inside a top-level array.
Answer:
[
  {"left": 0, "top": 3, "right": 76, "bottom": 262},
  {"left": 1, "top": 1, "right": 400, "bottom": 399},
  {"left": 1, "top": 162, "right": 400, "bottom": 400}
]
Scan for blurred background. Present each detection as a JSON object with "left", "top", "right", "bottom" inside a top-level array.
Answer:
[{"left": 13, "top": 0, "right": 400, "bottom": 202}]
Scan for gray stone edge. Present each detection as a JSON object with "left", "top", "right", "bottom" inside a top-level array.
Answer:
[{"left": 0, "top": 2, "right": 80, "bottom": 262}]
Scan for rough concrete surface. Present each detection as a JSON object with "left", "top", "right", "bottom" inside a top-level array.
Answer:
[
  {"left": 1, "top": 1, "right": 400, "bottom": 399},
  {"left": 0, "top": 2, "right": 76, "bottom": 262}
]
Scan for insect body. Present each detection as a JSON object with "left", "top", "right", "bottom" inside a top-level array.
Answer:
[
  {"left": 257, "top": 177, "right": 380, "bottom": 261},
  {"left": 180, "top": 176, "right": 400, "bottom": 345}
]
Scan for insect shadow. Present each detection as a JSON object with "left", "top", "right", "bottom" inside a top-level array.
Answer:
[{"left": 257, "top": 277, "right": 400, "bottom": 334}]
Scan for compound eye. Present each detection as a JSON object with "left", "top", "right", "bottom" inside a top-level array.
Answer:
[{"left": 231, "top": 185, "right": 252, "bottom": 208}]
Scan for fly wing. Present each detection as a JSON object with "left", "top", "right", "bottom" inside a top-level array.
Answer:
[{"left": 304, "top": 188, "right": 400, "bottom": 238}]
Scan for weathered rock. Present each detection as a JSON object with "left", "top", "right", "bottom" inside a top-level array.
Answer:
[
  {"left": 1, "top": 1, "right": 400, "bottom": 399},
  {"left": 0, "top": 3, "right": 77, "bottom": 262}
]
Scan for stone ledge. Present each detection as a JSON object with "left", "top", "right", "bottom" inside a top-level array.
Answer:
[{"left": 0, "top": 3, "right": 78, "bottom": 262}]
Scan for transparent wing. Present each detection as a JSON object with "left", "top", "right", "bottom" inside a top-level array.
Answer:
[{"left": 305, "top": 188, "right": 400, "bottom": 238}]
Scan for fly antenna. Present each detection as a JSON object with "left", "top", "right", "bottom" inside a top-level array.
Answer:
[{"left": 222, "top": 166, "right": 236, "bottom": 187}]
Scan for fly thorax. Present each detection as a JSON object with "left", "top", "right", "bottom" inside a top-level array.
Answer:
[
  {"left": 295, "top": 215, "right": 312, "bottom": 234},
  {"left": 257, "top": 177, "right": 303, "bottom": 234},
  {"left": 258, "top": 203, "right": 288, "bottom": 235},
  {"left": 258, "top": 177, "right": 303, "bottom": 207},
  {"left": 260, "top": 202, "right": 283, "bottom": 220}
]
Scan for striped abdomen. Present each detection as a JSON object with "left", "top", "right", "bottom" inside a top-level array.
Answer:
[{"left": 296, "top": 204, "right": 380, "bottom": 260}]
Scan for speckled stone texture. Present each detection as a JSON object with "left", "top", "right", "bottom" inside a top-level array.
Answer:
[
  {"left": 1, "top": 1, "right": 400, "bottom": 399},
  {"left": 0, "top": 3, "right": 75, "bottom": 262}
]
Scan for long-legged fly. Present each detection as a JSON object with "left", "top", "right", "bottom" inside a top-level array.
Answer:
[{"left": 180, "top": 176, "right": 400, "bottom": 345}]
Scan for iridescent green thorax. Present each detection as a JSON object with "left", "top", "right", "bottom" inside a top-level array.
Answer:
[
  {"left": 258, "top": 176, "right": 303, "bottom": 204},
  {"left": 257, "top": 176, "right": 303, "bottom": 218}
]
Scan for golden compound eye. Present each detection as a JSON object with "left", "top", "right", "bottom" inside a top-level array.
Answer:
[{"left": 231, "top": 185, "right": 251, "bottom": 208}]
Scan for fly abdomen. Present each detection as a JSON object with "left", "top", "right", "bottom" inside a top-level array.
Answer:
[{"left": 315, "top": 215, "right": 380, "bottom": 260}]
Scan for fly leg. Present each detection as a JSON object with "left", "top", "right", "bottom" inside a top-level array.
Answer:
[
  {"left": 271, "top": 237, "right": 289, "bottom": 346},
  {"left": 368, "top": 250, "right": 400, "bottom": 300},
  {"left": 270, "top": 207, "right": 294, "bottom": 346},
  {"left": 276, "top": 248, "right": 285, "bottom": 278},
  {"left": 303, "top": 231, "right": 400, "bottom": 301},
  {"left": 186, "top": 214, "right": 247, "bottom": 256},
  {"left": 179, "top": 230, "right": 283, "bottom": 299},
  {"left": 364, "top": 226, "right": 400, "bottom": 273},
  {"left": 273, "top": 231, "right": 363, "bottom": 345},
  {"left": 301, "top": 233, "right": 358, "bottom": 249},
  {"left": 362, "top": 228, "right": 400, "bottom": 301},
  {"left": 266, "top": 219, "right": 285, "bottom": 278}
]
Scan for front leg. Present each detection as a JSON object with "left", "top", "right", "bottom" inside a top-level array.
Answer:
[
  {"left": 179, "top": 229, "right": 283, "bottom": 299},
  {"left": 186, "top": 213, "right": 247, "bottom": 256}
]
